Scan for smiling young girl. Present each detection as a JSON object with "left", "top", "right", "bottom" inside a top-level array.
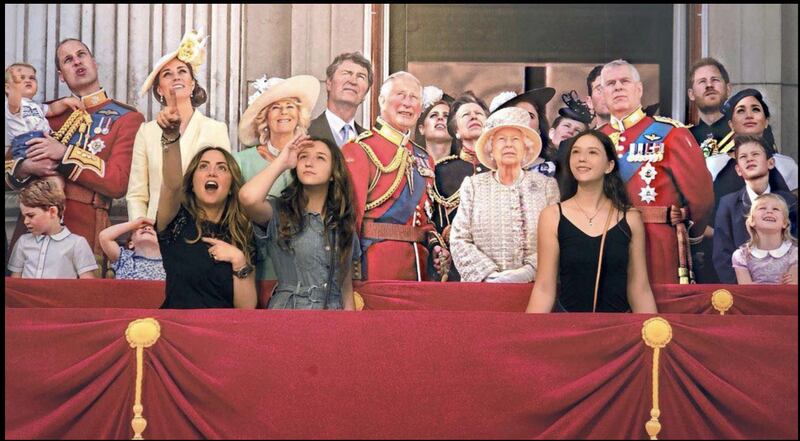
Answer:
[
  {"left": 239, "top": 135, "right": 357, "bottom": 310},
  {"left": 733, "top": 193, "right": 798, "bottom": 284},
  {"left": 527, "top": 130, "right": 657, "bottom": 313}
]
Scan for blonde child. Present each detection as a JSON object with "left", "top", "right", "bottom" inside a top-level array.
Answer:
[
  {"left": 732, "top": 193, "right": 798, "bottom": 284},
  {"left": 5, "top": 63, "right": 81, "bottom": 159}
]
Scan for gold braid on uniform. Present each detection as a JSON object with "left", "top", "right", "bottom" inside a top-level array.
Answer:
[
  {"left": 52, "top": 109, "right": 91, "bottom": 145},
  {"left": 359, "top": 140, "right": 413, "bottom": 211},
  {"left": 427, "top": 184, "right": 460, "bottom": 209}
]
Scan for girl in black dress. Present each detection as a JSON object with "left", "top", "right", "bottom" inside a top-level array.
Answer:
[{"left": 526, "top": 130, "right": 657, "bottom": 313}]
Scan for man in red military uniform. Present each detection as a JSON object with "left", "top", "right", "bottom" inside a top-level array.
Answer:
[
  {"left": 5, "top": 39, "right": 144, "bottom": 273},
  {"left": 343, "top": 71, "right": 450, "bottom": 281},
  {"left": 599, "top": 59, "right": 713, "bottom": 284}
]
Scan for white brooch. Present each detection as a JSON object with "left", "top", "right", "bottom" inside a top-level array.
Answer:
[
  {"left": 87, "top": 138, "right": 106, "bottom": 155},
  {"left": 422, "top": 86, "right": 443, "bottom": 111},
  {"left": 638, "top": 162, "right": 657, "bottom": 185},
  {"left": 639, "top": 185, "right": 657, "bottom": 204},
  {"left": 248, "top": 75, "right": 285, "bottom": 106},
  {"left": 489, "top": 91, "right": 518, "bottom": 113}
]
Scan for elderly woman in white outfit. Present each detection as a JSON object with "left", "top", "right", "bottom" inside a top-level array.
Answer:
[
  {"left": 450, "top": 107, "right": 560, "bottom": 282},
  {"left": 126, "top": 30, "right": 231, "bottom": 221}
]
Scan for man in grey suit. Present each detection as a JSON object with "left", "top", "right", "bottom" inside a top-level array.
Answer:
[{"left": 307, "top": 52, "right": 373, "bottom": 147}]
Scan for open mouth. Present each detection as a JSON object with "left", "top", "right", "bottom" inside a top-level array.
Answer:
[
  {"left": 434, "top": 123, "right": 446, "bottom": 130},
  {"left": 762, "top": 216, "right": 777, "bottom": 222},
  {"left": 76, "top": 67, "right": 87, "bottom": 76},
  {"left": 398, "top": 111, "right": 413, "bottom": 118},
  {"left": 172, "top": 84, "right": 185, "bottom": 90},
  {"left": 576, "top": 166, "right": 591, "bottom": 173},
  {"left": 277, "top": 118, "right": 293, "bottom": 123},
  {"left": 204, "top": 181, "right": 219, "bottom": 191}
]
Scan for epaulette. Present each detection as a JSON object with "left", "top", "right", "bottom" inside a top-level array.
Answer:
[
  {"left": 353, "top": 129, "right": 373, "bottom": 143},
  {"left": 434, "top": 155, "right": 458, "bottom": 166},
  {"left": 653, "top": 115, "right": 686, "bottom": 128},
  {"left": 411, "top": 140, "right": 429, "bottom": 157},
  {"left": 108, "top": 99, "right": 140, "bottom": 114}
]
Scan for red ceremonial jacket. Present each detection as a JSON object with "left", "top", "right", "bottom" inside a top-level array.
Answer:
[
  {"left": 342, "top": 118, "right": 440, "bottom": 281},
  {"left": 600, "top": 107, "right": 713, "bottom": 284},
  {"left": 5, "top": 89, "right": 144, "bottom": 264}
]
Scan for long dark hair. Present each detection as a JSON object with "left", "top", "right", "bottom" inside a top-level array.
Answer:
[
  {"left": 275, "top": 137, "right": 356, "bottom": 269},
  {"left": 182, "top": 146, "right": 253, "bottom": 264},
  {"left": 558, "top": 129, "right": 632, "bottom": 212}
]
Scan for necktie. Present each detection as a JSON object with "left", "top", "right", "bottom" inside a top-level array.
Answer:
[{"left": 340, "top": 125, "right": 352, "bottom": 147}]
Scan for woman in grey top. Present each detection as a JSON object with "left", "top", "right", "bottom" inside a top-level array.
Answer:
[{"left": 239, "top": 135, "right": 358, "bottom": 309}]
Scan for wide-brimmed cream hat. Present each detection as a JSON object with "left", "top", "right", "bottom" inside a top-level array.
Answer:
[
  {"left": 237, "top": 75, "right": 320, "bottom": 146},
  {"left": 139, "top": 30, "right": 208, "bottom": 97},
  {"left": 474, "top": 107, "right": 542, "bottom": 170}
]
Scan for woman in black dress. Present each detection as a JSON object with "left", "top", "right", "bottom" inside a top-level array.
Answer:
[
  {"left": 527, "top": 130, "right": 657, "bottom": 313},
  {"left": 156, "top": 89, "right": 256, "bottom": 309}
]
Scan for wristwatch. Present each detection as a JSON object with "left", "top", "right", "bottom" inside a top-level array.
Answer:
[{"left": 232, "top": 263, "right": 254, "bottom": 279}]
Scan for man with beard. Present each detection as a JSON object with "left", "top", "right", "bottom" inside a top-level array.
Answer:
[
  {"left": 686, "top": 58, "right": 733, "bottom": 157},
  {"left": 586, "top": 65, "right": 610, "bottom": 128}
]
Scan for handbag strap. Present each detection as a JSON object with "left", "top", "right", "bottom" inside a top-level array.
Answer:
[{"left": 593, "top": 205, "right": 615, "bottom": 313}]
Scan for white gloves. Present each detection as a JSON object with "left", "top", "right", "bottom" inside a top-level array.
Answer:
[{"left": 484, "top": 265, "right": 534, "bottom": 283}]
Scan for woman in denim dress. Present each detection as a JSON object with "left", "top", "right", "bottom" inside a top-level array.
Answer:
[{"left": 239, "top": 135, "right": 358, "bottom": 310}]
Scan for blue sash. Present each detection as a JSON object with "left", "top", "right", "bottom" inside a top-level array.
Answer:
[
  {"left": 360, "top": 149, "right": 429, "bottom": 276},
  {"left": 617, "top": 122, "right": 672, "bottom": 183}
]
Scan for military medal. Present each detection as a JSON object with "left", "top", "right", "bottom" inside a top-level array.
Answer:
[
  {"left": 638, "top": 162, "right": 657, "bottom": 185},
  {"left": 639, "top": 185, "right": 657, "bottom": 204},
  {"left": 424, "top": 199, "right": 433, "bottom": 220},
  {"left": 93, "top": 117, "right": 104, "bottom": 135},
  {"left": 87, "top": 138, "right": 106, "bottom": 155},
  {"left": 415, "top": 156, "right": 434, "bottom": 178},
  {"left": 102, "top": 117, "right": 112, "bottom": 135}
]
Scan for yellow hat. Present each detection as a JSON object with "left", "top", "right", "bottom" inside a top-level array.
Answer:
[{"left": 139, "top": 30, "right": 208, "bottom": 97}]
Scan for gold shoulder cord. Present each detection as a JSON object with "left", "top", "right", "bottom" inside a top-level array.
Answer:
[
  {"left": 52, "top": 109, "right": 91, "bottom": 145},
  {"left": 359, "top": 140, "right": 413, "bottom": 211},
  {"left": 427, "top": 183, "right": 460, "bottom": 209}
]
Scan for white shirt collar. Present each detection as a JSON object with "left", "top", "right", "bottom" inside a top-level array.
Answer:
[
  {"left": 750, "top": 241, "right": 793, "bottom": 259},
  {"left": 324, "top": 109, "right": 356, "bottom": 137},
  {"left": 34, "top": 226, "right": 71, "bottom": 243},
  {"left": 745, "top": 183, "right": 771, "bottom": 204}
]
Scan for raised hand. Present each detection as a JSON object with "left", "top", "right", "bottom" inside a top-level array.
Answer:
[
  {"left": 132, "top": 216, "right": 155, "bottom": 231},
  {"left": 156, "top": 88, "right": 181, "bottom": 139},
  {"left": 276, "top": 133, "right": 312, "bottom": 170}
]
